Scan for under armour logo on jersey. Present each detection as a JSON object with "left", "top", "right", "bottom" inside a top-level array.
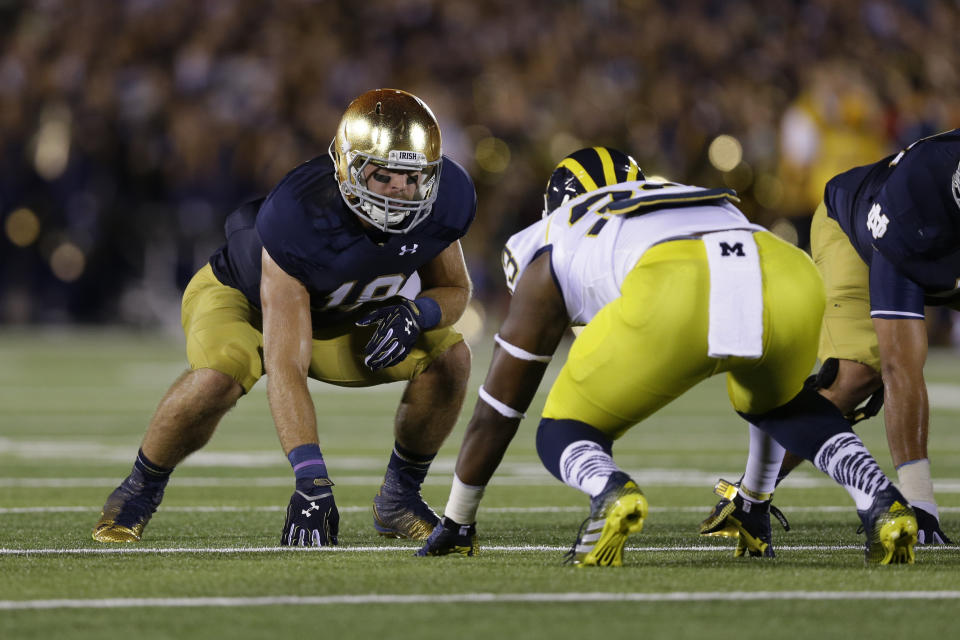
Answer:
[
  {"left": 867, "top": 203, "right": 889, "bottom": 239},
  {"left": 720, "top": 242, "right": 745, "bottom": 257},
  {"left": 399, "top": 244, "right": 419, "bottom": 255},
  {"left": 301, "top": 502, "right": 319, "bottom": 518}
]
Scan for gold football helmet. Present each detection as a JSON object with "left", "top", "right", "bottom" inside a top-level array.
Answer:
[{"left": 329, "top": 89, "right": 443, "bottom": 233}]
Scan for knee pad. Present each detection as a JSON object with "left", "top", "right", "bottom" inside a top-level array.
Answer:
[
  {"left": 804, "top": 357, "right": 884, "bottom": 425},
  {"left": 804, "top": 357, "right": 839, "bottom": 391}
]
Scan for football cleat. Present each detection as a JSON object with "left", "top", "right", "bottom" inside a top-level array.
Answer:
[
  {"left": 698, "top": 478, "right": 742, "bottom": 539},
  {"left": 699, "top": 479, "right": 788, "bottom": 558},
  {"left": 914, "top": 507, "right": 952, "bottom": 545},
  {"left": 565, "top": 471, "right": 648, "bottom": 567},
  {"left": 415, "top": 516, "right": 479, "bottom": 557},
  {"left": 372, "top": 481, "right": 440, "bottom": 540},
  {"left": 857, "top": 485, "right": 918, "bottom": 565},
  {"left": 92, "top": 471, "right": 165, "bottom": 543}
]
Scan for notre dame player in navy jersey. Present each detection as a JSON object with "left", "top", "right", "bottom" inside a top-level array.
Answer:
[
  {"left": 746, "top": 129, "right": 960, "bottom": 544},
  {"left": 92, "top": 89, "right": 477, "bottom": 547}
]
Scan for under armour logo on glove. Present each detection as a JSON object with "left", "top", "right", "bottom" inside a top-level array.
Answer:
[
  {"left": 357, "top": 297, "right": 427, "bottom": 371},
  {"left": 281, "top": 489, "right": 339, "bottom": 547}
]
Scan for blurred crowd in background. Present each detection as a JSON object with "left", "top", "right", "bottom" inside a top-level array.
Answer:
[{"left": 1, "top": 0, "right": 958, "bottom": 342}]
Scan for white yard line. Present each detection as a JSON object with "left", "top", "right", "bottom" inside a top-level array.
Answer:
[
  {"left": 6, "top": 476, "right": 960, "bottom": 491},
  {"left": 1, "top": 543, "right": 955, "bottom": 556},
  {"left": 3, "top": 505, "right": 960, "bottom": 514},
  {"left": 2, "top": 590, "right": 959, "bottom": 610}
]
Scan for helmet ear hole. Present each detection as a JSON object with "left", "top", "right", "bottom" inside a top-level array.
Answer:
[{"left": 543, "top": 147, "right": 643, "bottom": 215}]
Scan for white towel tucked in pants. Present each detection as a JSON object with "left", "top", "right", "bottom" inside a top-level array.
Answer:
[{"left": 702, "top": 230, "right": 764, "bottom": 359}]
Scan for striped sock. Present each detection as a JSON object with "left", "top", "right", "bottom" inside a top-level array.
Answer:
[
  {"left": 559, "top": 440, "right": 621, "bottom": 498},
  {"left": 814, "top": 433, "right": 890, "bottom": 510}
]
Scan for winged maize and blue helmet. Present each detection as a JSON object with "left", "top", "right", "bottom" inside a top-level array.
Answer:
[
  {"left": 329, "top": 89, "right": 443, "bottom": 233},
  {"left": 543, "top": 146, "right": 643, "bottom": 216}
]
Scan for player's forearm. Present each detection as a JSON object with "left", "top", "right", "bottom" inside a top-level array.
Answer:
[
  {"left": 417, "top": 284, "right": 471, "bottom": 328},
  {"left": 454, "top": 403, "right": 522, "bottom": 485},
  {"left": 874, "top": 317, "right": 929, "bottom": 466},
  {"left": 266, "top": 366, "right": 319, "bottom": 454},
  {"left": 880, "top": 367, "right": 929, "bottom": 465}
]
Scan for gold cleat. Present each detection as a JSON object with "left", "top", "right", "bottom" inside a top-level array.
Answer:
[
  {"left": 90, "top": 474, "right": 163, "bottom": 543},
  {"left": 699, "top": 479, "right": 740, "bottom": 539},
  {"left": 372, "top": 484, "right": 440, "bottom": 541},
  {"left": 859, "top": 486, "right": 918, "bottom": 565},
  {"left": 92, "top": 518, "right": 143, "bottom": 543},
  {"left": 567, "top": 471, "right": 648, "bottom": 567}
]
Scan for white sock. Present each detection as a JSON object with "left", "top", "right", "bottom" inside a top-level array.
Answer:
[
  {"left": 443, "top": 474, "right": 485, "bottom": 524},
  {"left": 740, "top": 423, "right": 784, "bottom": 502},
  {"left": 896, "top": 458, "right": 937, "bottom": 516},
  {"left": 814, "top": 433, "right": 890, "bottom": 510},
  {"left": 559, "top": 440, "right": 620, "bottom": 497}
]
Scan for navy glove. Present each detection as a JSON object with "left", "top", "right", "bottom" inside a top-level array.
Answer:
[
  {"left": 357, "top": 298, "right": 434, "bottom": 371},
  {"left": 415, "top": 516, "right": 479, "bottom": 557},
  {"left": 914, "top": 506, "right": 952, "bottom": 545},
  {"left": 280, "top": 481, "right": 339, "bottom": 546}
]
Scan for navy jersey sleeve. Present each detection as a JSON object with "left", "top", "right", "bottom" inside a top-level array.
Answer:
[
  {"left": 255, "top": 183, "right": 323, "bottom": 285},
  {"left": 868, "top": 249, "right": 926, "bottom": 319},
  {"left": 870, "top": 133, "right": 960, "bottom": 293}
]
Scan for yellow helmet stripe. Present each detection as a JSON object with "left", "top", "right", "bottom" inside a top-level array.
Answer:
[
  {"left": 556, "top": 157, "right": 599, "bottom": 192},
  {"left": 594, "top": 146, "right": 618, "bottom": 186},
  {"left": 625, "top": 159, "right": 640, "bottom": 181}
]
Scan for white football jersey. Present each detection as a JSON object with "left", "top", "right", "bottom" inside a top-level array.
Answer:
[{"left": 502, "top": 181, "right": 764, "bottom": 324}]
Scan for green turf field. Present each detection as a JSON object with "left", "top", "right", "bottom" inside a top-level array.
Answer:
[{"left": 1, "top": 328, "right": 958, "bottom": 639}]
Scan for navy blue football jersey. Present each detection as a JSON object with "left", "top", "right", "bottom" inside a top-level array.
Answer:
[
  {"left": 824, "top": 129, "right": 960, "bottom": 318},
  {"left": 209, "top": 155, "right": 476, "bottom": 324}
]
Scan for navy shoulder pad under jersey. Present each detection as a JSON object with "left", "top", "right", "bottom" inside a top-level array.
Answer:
[
  {"left": 416, "top": 156, "right": 477, "bottom": 240},
  {"left": 824, "top": 129, "right": 960, "bottom": 312},
  {"left": 208, "top": 155, "right": 475, "bottom": 324}
]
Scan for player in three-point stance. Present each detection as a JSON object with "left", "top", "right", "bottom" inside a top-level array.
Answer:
[
  {"left": 418, "top": 146, "right": 917, "bottom": 565},
  {"left": 729, "top": 129, "right": 960, "bottom": 545}
]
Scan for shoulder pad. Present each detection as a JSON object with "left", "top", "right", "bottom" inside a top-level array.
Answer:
[
  {"left": 603, "top": 184, "right": 740, "bottom": 216},
  {"left": 418, "top": 156, "right": 477, "bottom": 239}
]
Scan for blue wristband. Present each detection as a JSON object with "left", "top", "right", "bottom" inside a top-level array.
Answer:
[
  {"left": 414, "top": 296, "right": 442, "bottom": 329},
  {"left": 287, "top": 443, "right": 328, "bottom": 480}
]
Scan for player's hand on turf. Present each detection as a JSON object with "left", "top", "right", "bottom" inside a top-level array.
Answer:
[
  {"left": 357, "top": 298, "right": 425, "bottom": 371},
  {"left": 415, "top": 516, "right": 478, "bottom": 557},
  {"left": 281, "top": 484, "right": 339, "bottom": 546},
  {"left": 914, "top": 506, "right": 952, "bottom": 544}
]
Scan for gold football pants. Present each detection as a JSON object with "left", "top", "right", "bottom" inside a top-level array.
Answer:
[
  {"left": 810, "top": 201, "right": 881, "bottom": 371},
  {"left": 181, "top": 263, "right": 463, "bottom": 392},
  {"left": 542, "top": 231, "right": 825, "bottom": 440}
]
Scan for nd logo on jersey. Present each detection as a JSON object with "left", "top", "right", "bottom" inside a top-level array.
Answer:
[{"left": 867, "top": 203, "right": 890, "bottom": 239}]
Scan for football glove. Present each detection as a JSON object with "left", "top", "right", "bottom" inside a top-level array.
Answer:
[
  {"left": 357, "top": 298, "right": 426, "bottom": 371},
  {"left": 415, "top": 516, "right": 478, "bottom": 557},
  {"left": 914, "top": 506, "right": 952, "bottom": 545},
  {"left": 280, "top": 483, "right": 339, "bottom": 546}
]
